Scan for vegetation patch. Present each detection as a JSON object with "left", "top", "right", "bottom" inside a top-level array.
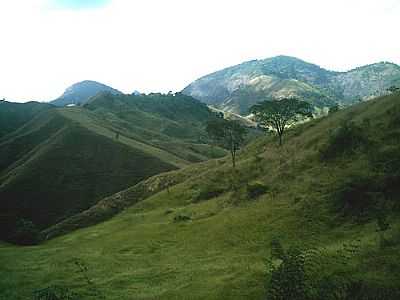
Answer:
[
  {"left": 246, "top": 182, "right": 269, "bottom": 199},
  {"left": 320, "top": 121, "right": 370, "bottom": 161}
]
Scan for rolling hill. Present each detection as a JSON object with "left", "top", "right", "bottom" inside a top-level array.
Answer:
[
  {"left": 1, "top": 91, "right": 399, "bottom": 299},
  {"left": 51, "top": 80, "right": 122, "bottom": 107},
  {"left": 0, "top": 92, "right": 226, "bottom": 243},
  {"left": 0, "top": 100, "right": 54, "bottom": 139},
  {"left": 183, "top": 55, "right": 400, "bottom": 115}
]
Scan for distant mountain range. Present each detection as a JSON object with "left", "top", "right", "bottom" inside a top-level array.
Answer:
[
  {"left": 182, "top": 56, "right": 400, "bottom": 115},
  {"left": 51, "top": 80, "right": 122, "bottom": 106}
]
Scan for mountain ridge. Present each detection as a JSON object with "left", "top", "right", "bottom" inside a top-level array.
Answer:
[{"left": 182, "top": 56, "right": 400, "bottom": 114}]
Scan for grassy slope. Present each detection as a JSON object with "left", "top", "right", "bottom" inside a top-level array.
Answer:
[
  {"left": 0, "top": 101, "right": 53, "bottom": 139},
  {"left": 0, "top": 94, "right": 227, "bottom": 242},
  {"left": 84, "top": 93, "right": 227, "bottom": 163},
  {"left": 1, "top": 93, "right": 400, "bottom": 299},
  {"left": 0, "top": 108, "right": 179, "bottom": 238}
]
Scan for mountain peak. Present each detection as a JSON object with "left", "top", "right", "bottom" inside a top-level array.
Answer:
[
  {"left": 51, "top": 80, "right": 122, "bottom": 107},
  {"left": 182, "top": 56, "right": 400, "bottom": 114}
]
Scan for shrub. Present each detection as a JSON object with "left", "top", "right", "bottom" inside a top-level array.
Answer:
[
  {"left": 267, "top": 247, "right": 307, "bottom": 300},
  {"left": 320, "top": 121, "right": 369, "bottom": 161},
  {"left": 246, "top": 182, "right": 268, "bottom": 199},
  {"left": 173, "top": 214, "right": 191, "bottom": 222},
  {"left": 369, "top": 145, "right": 400, "bottom": 200},
  {"left": 193, "top": 183, "right": 225, "bottom": 202},
  {"left": 332, "top": 173, "right": 382, "bottom": 219}
]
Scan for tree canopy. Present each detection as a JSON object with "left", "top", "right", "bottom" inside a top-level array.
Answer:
[
  {"left": 206, "top": 118, "right": 247, "bottom": 168},
  {"left": 250, "top": 97, "right": 313, "bottom": 145}
]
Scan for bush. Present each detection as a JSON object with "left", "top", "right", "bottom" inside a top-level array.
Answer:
[
  {"left": 193, "top": 183, "right": 225, "bottom": 202},
  {"left": 267, "top": 247, "right": 307, "bottom": 300},
  {"left": 369, "top": 145, "right": 400, "bottom": 201},
  {"left": 320, "top": 121, "right": 369, "bottom": 161},
  {"left": 173, "top": 214, "right": 191, "bottom": 222},
  {"left": 332, "top": 173, "right": 382, "bottom": 219},
  {"left": 247, "top": 182, "right": 268, "bottom": 199}
]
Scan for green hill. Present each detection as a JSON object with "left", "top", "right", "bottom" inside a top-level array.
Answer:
[
  {"left": 0, "top": 93, "right": 226, "bottom": 243},
  {"left": 1, "top": 92, "right": 399, "bottom": 299},
  {"left": 0, "top": 100, "right": 53, "bottom": 139},
  {"left": 183, "top": 56, "right": 400, "bottom": 115}
]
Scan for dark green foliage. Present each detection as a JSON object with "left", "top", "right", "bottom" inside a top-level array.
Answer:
[
  {"left": 267, "top": 247, "right": 307, "bottom": 300},
  {"left": 264, "top": 238, "right": 400, "bottom": 300},
  {"left": 250, "top": 97, "right": 313, "bottom": 146},
  {"left": 12, "top": 219, "right": 40, "bottom": 245},
  {"left": 33, "top": 286, "right": 80, "bottom": 300},
  {"left": 270, "top": 236, "right": 285, "bottom": 260},
  {"left": 173, "top": 214, "right": 191, "bottom": 222},
  {"left": 194, "top": 182, "right": 225, "bottom": 202},
  {"left": 320, "top": 121, "right": 370, "bottom": 161},
  {"left": 332, "top": 172, "right": 382, "bottom": 218},
  {"left": 246, "top": 182, "right": 268, "bottom": 199}
]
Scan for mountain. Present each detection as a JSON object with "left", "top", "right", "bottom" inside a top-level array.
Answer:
[
  {"left": 51, "top": 80, "right": 122, "bottom": 106},
  {"left": 0, "top": 100, "right": 53, "bottom": 139},
  {"left": 0, "top": 92, "right": 226, "bottom": 243},
  {"left": 183, "top": 55, "right": 400, "bottom": 115},
  {"left": 2, "top": 91, "right": 400, "bottom": 299}
]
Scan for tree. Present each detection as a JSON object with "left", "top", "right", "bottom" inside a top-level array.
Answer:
[
  {"left": 387, "top": 86, "right": 400, "bottom": 93},
  {"left": 250, "top": 98, "right": 313, "bottom": 146},
  {"left": 206, "top": 118, "right": 247, "bottom": 168}
]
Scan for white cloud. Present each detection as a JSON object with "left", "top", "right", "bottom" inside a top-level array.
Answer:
[{"left": 0, "top": 0, "right": 399, "bottom": 102}]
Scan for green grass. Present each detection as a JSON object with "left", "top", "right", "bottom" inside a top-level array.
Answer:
[
  {"left": 0, "top": 101, "right": 53, "bottom": 139},
  {"left": 1, "top": 94, "right": 227, "bottom": 241},
  {"left": 1, "top": 93, "right": 400, "bottom": 299}
]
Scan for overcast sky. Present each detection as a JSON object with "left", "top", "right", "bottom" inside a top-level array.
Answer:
[{"left": 1, "top": 0, "right": 399, "bottom": 102}]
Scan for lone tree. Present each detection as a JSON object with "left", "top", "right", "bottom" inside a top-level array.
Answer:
[
  {"left": 250, "top": 97, "right": 313, "bottom": 146},
  {"left": 206, "top": 118, "right": 247, "bottom": 168}
]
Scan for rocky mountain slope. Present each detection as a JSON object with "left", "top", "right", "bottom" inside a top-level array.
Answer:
[
  {"left": 183, "top": 56, "right": 400, "bottom": 115},
  {"left": 51, "top": 80, "right": 122, "bottom": 106}
]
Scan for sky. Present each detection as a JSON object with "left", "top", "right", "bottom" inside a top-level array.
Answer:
[{"left": 0, "top": 0, "right": 399, "bottom": 102}]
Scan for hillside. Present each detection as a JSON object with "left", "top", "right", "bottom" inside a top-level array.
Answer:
[
  {"left": 183, "top": 56, "right": 400, "bottom": 115},
  {"left": 0, "top": 93, "right": 226, "bottom": 243},
  {"left": 0, "top": 100, "right": 54, "bottom": 139},
  {"left": 1, "top": 92, "right": 399, "bottom": 299},
  {"left": 51, "top": 80, "right": 122, "bottom": 107}
]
